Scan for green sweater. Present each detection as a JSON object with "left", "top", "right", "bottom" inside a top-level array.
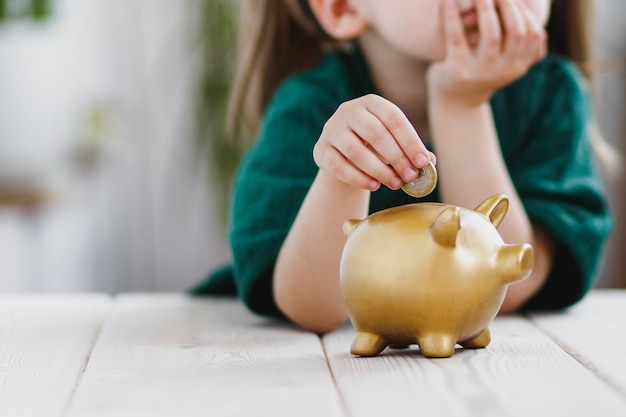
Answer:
[{"left": 193, "top": 49, "right": 613, "bottom": 317}]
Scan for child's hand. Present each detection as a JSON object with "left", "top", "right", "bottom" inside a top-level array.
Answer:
[
  {"left": 313, "top": 94, "right": 435, "bottom": 191},
  {"left": 428, "top": 0, "right": 547, "bottom": 107}
]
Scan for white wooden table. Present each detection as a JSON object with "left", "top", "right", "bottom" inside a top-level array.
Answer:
[{"left": 2, "top": 290, "right": 626, "bottom": 417}]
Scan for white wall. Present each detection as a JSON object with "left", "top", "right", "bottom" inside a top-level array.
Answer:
[
  {"left": 593, "top": 0, "right": 626, "bottom": 287},
  {"left": 0, "top": 0, "right": 230, "bottom": 293}
]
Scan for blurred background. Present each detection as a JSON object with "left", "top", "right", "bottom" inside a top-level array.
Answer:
[{"left": 0, "top": 0, "right": 624, "bottom": 294}]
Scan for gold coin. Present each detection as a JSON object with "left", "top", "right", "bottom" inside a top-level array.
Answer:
[{"left": 401, "top": 162, "right": 437, "bottom": 198}]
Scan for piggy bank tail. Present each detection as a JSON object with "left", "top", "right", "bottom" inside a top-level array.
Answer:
[{"left": 497, "top": 244, "right": 534, "bottom": 284}]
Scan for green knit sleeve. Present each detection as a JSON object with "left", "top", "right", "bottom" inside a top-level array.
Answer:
[
  {"left": 228, "top": 72, "right": 346, "bottom": 316},
  {"left": 495, "top": 55, "right": 613, "bottom": 310}
]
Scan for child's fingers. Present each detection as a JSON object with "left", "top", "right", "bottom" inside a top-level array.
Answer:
[
  {"left": 362, "top": 96, "right": 430, "bottom": 173},
  {"left": 495, "top": 0, "right": 526, "bottom": 56},
  {"left": 429, "top": 151, "right": 437, "bottom": 166},
  {"left": 337, "top": 96, "right": 422, "bottom": 185},
  {"left": 314, "top": 123, "right": 386, "bottom": 191},
  {"left": 518, "top": 4, "right": 547, "bottom": 61},
  {"left": 322, "top": 146, "right": 381, "bottom": 191},
  {"left": 475, "top": 0, "right": 502, "bottom": 59},
  {"left": 441, "top": 0, "right": 470, "bottom": 62},
  {"left": 332, "top": 127, "right": 404, "bottom": 190},
  {"left": 326, "top": 103, "right": 404, "bottom": 189},
  {"left": 317, "top": 95, "right": 433, "bottom": 191},
  {"left": 315, "top": 100, "right": 400, "bottom": 190}
]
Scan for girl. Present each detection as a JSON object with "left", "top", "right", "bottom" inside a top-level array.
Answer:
[{"left": 195, "top": 0, "right": 614, "bottom": 334}]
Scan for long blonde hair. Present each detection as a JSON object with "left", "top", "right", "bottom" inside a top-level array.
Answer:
[
  {"left": 226, "top": 0, "right": 619, "bottom": 173},
  {"left": 226, "top": 0, "right": 334, "bottom": 146}
]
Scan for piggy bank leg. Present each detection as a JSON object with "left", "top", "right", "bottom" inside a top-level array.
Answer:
[
  {"left": 460, "top": 328, "right": 491, "bottom": 349},
  {"left": 351, "top": 332, "right": 387, "bottom": 356},
  {"left": 418, "top": 333, "right": 457, "bottom": 358}
]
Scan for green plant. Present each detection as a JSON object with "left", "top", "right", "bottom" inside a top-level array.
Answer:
[
  {"left": 0, "top": 0, "right": 53, "bottom": 22},
  {"left": 196, "top": 0, "right": 241, "bottom": 225}
]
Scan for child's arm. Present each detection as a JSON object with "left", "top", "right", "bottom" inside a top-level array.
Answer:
[
  {"left": 273, "top": 96, "right": 435, "bottom": 333},
  {"left": 429, "top": 100, "right": 555, "bottom": 312},
  {"left": 273, "top": 170, "right": 367, "bottom": 333},
  {"left": 427, "top": 0, "right": 552, "bottom": 310}
]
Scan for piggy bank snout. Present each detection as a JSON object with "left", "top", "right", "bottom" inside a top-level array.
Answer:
[{"left": 497, "top": 243, "right": 534, "bottom": 284}]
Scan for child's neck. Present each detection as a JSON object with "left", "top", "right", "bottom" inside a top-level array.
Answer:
[{"left": 358, "top": 38, "right": 431, "bottom": 143}]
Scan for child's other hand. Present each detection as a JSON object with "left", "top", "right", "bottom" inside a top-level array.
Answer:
[
  {"left": 313, "top": 94, "right": 435, "bottom": 191},
  {"left": 428, "top": 0, "right": 547, "bottom": 107}
]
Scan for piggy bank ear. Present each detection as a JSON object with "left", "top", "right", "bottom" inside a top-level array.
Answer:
[
  {"left": 343, "top": 219, "right": 361, "bottom": 237},
  {"left": 431, "top": 206, "right": 460, "bottom": 248},
  {"left": 474, "top": 194, "right": 509, "bottom": 229}
]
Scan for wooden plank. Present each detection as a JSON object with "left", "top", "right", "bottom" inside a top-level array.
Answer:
[
  {"left": 65, "top": 294, "right": 344, "bottom": 417},
  {"left": 528, "top": 289, "right": 626, "bottom": 396},
  {"left": 324, "top": 315, "right": 626, "bottom": 417},
  {"left": 0, "top": 294, "right": 111, "bottom": 417}
]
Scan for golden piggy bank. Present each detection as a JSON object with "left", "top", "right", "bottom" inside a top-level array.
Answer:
[{"left": 340, "top": 194, "right": 533, "bottom": 358}]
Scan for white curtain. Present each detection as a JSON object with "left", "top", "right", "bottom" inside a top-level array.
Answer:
[
  {"left": 0, "top": 0, "right": 230, "bottom": 293},
  {"left": 593, "top": 0, "right": 626, "bottom": 287}
]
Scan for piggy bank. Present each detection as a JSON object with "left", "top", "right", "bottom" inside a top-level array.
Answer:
[{"left": 340, "top": 194, "right": 533, "bottom": 358}]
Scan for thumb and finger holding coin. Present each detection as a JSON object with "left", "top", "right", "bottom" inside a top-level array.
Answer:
[
  {"left": 401, "top": 161, "right": 438, "bottom": 198},
  {"left": 365, "top": 142, "right": 437, "bottom": 198}
]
